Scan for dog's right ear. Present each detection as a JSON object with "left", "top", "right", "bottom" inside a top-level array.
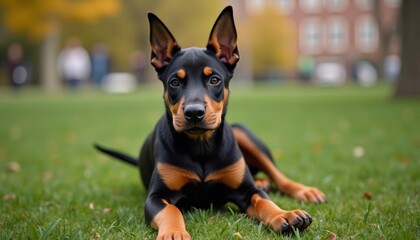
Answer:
[{"left": 148, "top": 13, "right": 181, "bottom": 72}]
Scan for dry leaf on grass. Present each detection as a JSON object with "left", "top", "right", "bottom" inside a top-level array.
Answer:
[
  {"left": 363, "top": 191, "right": 373, "bottom": 200},
  {"left": 353, "top": 146, "right": 364, "bottom": 158},
  {"left": 327, "top": 232, "right": 337, "bottom": 240},
  {"left": 233, "top": 232, "right": 243, "bottom": 239},
  {"left": 3, "top": 193, "right": 16, "bottom": 201},
  {"left": 6, "top": 162, "right": 20, "bottom": 173}
]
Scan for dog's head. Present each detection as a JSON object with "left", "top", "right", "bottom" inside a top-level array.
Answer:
[{"left": 148, "top": 6, "right": 239, "bottom": 141}]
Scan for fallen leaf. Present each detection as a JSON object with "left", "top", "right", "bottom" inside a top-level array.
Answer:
[
  {"left": 233, "top": 232, "right": 243, "bottom": 239},
  {"left": 103, "top": 208, "right": 111, "bottom": 214},
  {"left": 6, "top": 162, "right": 20, "bottom": 173},
  {"left": 397, "top": 155, "right": 410, "bottom": 165},
  {"left": 353, "top": 146, "right": 364, "bottom": 158},
  {"left": 327, "top": 232, "right": 337, "bottom": 240},
  {"left": 3, "top": 193, "right": 16, "bottom": 201},
  {"left": 363, "top": 192, "right": 373, "bottom": 200},
  {"left": 311, "top": 143, "right": 322, "bottom": 154},
  {"left": 43, "top": 171, "right": 54, "bottom": 181}
]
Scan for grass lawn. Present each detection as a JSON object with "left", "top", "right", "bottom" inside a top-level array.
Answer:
[{"left": 0, "top": 84, "right": 419, "bottom": 239}]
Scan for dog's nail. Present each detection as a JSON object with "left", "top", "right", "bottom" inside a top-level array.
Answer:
[
  {"left": 293, "top": 217, "right": 302, "bottom": 225},
  {"left": 281, "top": 222, "right": 290, "bottom": 230},
  {"left": 306, "top": 214, "right": 313, "bottom": 223}
]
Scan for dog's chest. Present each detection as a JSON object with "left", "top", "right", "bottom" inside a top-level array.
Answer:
[{"left": 156, "top": 157, "right": 245, "bottom": 192}]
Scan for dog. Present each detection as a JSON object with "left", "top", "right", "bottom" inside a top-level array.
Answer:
[{"left": 95, "top": 6, "right": 326, "bottom": 239}]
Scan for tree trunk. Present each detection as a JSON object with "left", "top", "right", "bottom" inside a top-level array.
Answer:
[
  {"left": 40, "top": 27, "right": 60, "bottom": 92},
  {"left": 394, "top": 0, "right": 420, "bottom": 98},
  {"left": 372, "top": 0, "right": 394, "bottom": 79}
]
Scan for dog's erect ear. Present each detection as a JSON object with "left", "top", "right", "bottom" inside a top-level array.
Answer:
[
  {"left": 207, "top": 6, "right": 239, "bottom": 69},
  {"left": 148, "top": 12, "right": 181, "bottom": 71}
]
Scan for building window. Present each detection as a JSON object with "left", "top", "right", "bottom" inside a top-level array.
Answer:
[
  {"left": 275, "top": 0, "right": 295, "bottom": 14},
  {"left": 247, "top": 0, "right": 265, "bottom": 12},
  {"left": 326, "top": 16, "right": 348, "bottom": 53},
  {"left": 355, "top": 0, "right": 373, "bottom": 10},
  {"left": 300, "top": 0, "right": 322, "bottom": 13},
  {"left": 355, "top": 15, "right": 378, "bottom": 52},
  {"left": 326, "top": 0, "right": 348, "bottom": 12},
  {"left": 300, "top": 18, "right": 322, "bottom": 54},
  {"left": 385, "top": 0, "right": 401, "bottom": 7}
]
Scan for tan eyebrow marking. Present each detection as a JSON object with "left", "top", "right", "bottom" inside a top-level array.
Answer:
[
  {"left": 177, "top": 69, "right": 186, "bottom": 79},
  {"left": 203, "top": 66, "right": 213, "bottom": 76}
]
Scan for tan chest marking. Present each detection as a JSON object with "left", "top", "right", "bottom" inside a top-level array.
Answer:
[
  {"left": 157, "top": 158, "right": 245, "bottom": 191},
  {"left": 157, "top": 162, "right": 200, "bottom": 191},
  {"left": 204, "top": 158, "right": 245, "bottom": 189}
]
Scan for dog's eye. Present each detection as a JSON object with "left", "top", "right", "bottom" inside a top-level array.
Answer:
[
  {"left": 169, "top": 79, "right": 181, "bottom": 88},
  {"left": 209, "top": 76, "right": 221, "bottom": 85}
]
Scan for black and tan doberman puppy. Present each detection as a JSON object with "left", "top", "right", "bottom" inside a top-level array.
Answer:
[{"left": 95, "top": 6, "right": 326, "bottom": 239}]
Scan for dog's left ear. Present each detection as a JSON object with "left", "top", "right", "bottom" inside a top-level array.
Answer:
[{"left": 207, "top": 6, "right": 239, "bottom": 70}]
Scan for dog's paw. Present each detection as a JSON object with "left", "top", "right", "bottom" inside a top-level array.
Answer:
[
  {"left": 290, "top": 185, "right": 327, "bottom": 204},
  {"left": 270, "top": 209, "right": 313, "bottom": 235},
  {"left": 157, "top": 230, "right": 191, "bottom": 240}
]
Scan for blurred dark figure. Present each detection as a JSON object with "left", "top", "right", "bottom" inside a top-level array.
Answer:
[
  {"left": 91, "top": 43, "right": 110, "bottom": 86},
  {"left": 57, "top": 37, "right": 91, "bottom": 89},
  {"left": 130, "top": 51, "right": 147, "bottom": 84},
  {"left": 298, "top": 55, "right": 314, "bottom": 82},
  {"left": 7, "top": 43, "right": 29, "bottom": 89},
  {"left": 384, "top": 54, "right": 400, "bottom": 83}
]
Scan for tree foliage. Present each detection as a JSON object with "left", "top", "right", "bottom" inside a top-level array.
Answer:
[
  {"left": 0, "top": 0, "right": 120, "bottom": 40},
  {"left": 249, "top": 7, "right": 297, "bottom": 75}
]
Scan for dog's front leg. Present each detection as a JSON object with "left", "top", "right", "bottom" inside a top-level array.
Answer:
[
  {"left": 145, "top": 196, "right": 190, "bottom": 240},
  {"left": 246, "top": 193, "right": 312, "bottom": 235}
]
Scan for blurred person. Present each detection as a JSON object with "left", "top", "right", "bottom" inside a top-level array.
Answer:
[
  {"left": 130, "top": 51, "right": 147, "bottom": 84},
  {"left": 298, "top": 55, "right": 314, "bottom": 82},
  {"left": 57, "top": 37, "right": 91, "bottom": 89},
  {"left": 384, "top": 54, "right": 400, "bottom": 83},
  {"left": 91, "top": 43, "right": 110, "bottom": 86},
  {"left": 7, "top": 43, "right": 29, "bottom": 89}
]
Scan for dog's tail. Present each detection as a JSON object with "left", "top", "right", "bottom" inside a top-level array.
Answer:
[{"left": 94, "top": 144, "right": 138, "bottom": 166}]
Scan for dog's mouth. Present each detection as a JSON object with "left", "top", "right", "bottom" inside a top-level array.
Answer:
[{"left": 185, "top": 126, "right": 213, "bottom": 135}]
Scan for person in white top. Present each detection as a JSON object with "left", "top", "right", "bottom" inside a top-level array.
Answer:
[{"left": 57, "top": 37, "right": 91, "bottom": 89}]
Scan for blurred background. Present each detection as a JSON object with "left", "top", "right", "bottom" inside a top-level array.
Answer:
[{"left": 0, "top": 0, "right": 418, "bottom": 96}]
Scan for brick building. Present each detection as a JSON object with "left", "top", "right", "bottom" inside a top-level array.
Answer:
[{"left": 231, "top": 0, "right": 401, "bottom": 83}]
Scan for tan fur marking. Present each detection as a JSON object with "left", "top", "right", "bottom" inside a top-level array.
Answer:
[
  {"left": 232, "top": 127, "right": 287, "bottom": 188},
  {"left": 234, "top": 127, "right": 326, "bottom": 203},
  {"left": 205, "top": 157, "right": 245, "bottom": 189},
  {"left": 202, "top": 88, "right": 229, "bottom": 128},
  {"left": 229, "top": 53, "right": 240, "bottom": 65},
  {"left": 151, "top": 200, "right": 190, "bottom": 239},
  {"left": 203, "top": 66, "right": 213, "bottom": 76},
  {"left": 209, "top": 35, "right": 222, "bottom": 57},
  {"left": 151, "top": 57, "right": 163, "bottom": 69},
  {"left": 183, "top": 89, "right": 228, "bottom": 141},
  {"left": 208, "top": 35, "right": 239, "bottom": 65},
  {"left": 164, "top": 93, "right": 186, "bottom": 132},
  {"left": 151, "top": 41, "right": 179, "bottom": 69},
  {"left": 177, "top": 69, "right": 186, "bottom": 79},
  {"left": 185, "top": 130, "right": 215, "bottom": 141},
  {"left": 246, "top": 193, "right": 286, "bottom": 231},
  {"left": 157, "top": 162, "right": 201, "bottom": 191}
]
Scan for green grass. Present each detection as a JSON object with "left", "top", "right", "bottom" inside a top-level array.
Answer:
[{"left": 0, "top": 84, "right": 419, "bottom": 239}]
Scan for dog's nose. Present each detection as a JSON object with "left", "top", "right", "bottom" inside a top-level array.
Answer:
[{"left": 184, "top": 104, "right": 205, "bottom": 123}]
